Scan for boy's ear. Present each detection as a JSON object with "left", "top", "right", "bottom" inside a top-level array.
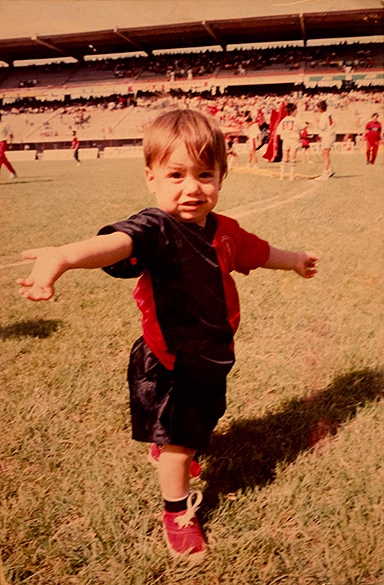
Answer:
[{"left": 145, "top": 166, "right": 156, "bottom": 194}]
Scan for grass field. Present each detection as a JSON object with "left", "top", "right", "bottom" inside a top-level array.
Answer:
[{"left": 1, "top": 152, "right": 384, "bottom": 585}]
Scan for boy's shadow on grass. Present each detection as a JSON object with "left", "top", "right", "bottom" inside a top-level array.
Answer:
[
  {"left": 0, "top": 319, "right": 63, "bottom": 340},
  {"left": 201, "top": 368, "right": 384, "bottom": 517}
]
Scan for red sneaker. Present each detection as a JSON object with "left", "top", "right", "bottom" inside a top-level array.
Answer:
[
  {"left": 148, "top": 444, "right": 202, "bottom": 478},
  {"left": 163, "top": 490, "right": 206, "bottom": 563}
]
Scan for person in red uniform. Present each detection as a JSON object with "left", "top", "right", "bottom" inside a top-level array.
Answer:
[
  {"left": 71, "top": 130, "right": 81, "bottom": 164},
  {"left": 364, "top": 113, "right": 381, "bottom": 165},
  {"left": 17, "top": 109, "right": 318, "bottom": 563},
  {"left": 0, "top": 113, "right": 18, "bottom": 179},
  {"left": 299, "top": 121, "right": 313, "bottom": 163}
]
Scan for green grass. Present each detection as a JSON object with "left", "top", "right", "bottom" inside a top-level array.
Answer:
[{"left": 1, "top": 153, "right": 383, "bottom": 584}]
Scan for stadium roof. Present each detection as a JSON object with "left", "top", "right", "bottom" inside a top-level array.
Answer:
[{"left": 0, "top": 8, "right": 383, "bottom": 64}]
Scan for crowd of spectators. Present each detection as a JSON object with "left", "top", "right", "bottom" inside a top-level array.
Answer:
[
  {"left": 3, "top": 87, "right": 382, "bottom": 116},
  {"left": 2, "top": 85, "right": 384, "bottom": 117},
  {"left": 0, "top": 41, "right": 382, "bottom": 90},
  {"left": 109, "top": 51, "right": 218, "bottom": 80},
  {"left": 163, "top": 89, "right": 383, "bottom": 134},
  {"left": 18, "top": 78, "right": 38, "bottom": 88},
  {"left": 3, "top": 94, "right": 138, "bottom": 117},
  {"left": 2, "top": 87, "right": 382, "bottom": 145},
  {"left": 1, "top": 37, "right": 382, "bottom": 148},
  {"left": 218, "top": 43, "right": 381, "bottom": 75},
  {"left": 84, "top": 42, "right": 382, "bottom": 79}
]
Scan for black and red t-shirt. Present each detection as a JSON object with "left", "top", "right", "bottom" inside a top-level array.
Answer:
[{"left": 98, "top": 208, "right": 270, "bottom": 371}]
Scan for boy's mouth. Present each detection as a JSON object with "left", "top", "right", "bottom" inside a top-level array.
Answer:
[{"left": 181, "top": 200, "right": 205, "bottom": 207}]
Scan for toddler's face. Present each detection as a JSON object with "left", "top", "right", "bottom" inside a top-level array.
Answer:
[{"left": 145, "top": 143, "right": 222, "bottom": 227}]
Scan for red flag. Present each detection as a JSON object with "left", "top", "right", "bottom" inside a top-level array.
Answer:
[{"left": 263, "top": 102, "right": 287, "bottom": 162}]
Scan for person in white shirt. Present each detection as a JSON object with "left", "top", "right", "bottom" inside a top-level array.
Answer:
[
  {"left": 0, "top": 113, "right": 18, "bottom": 179},
  {"left": 245, "top": 117, "right": 262, "bottom": 167},
  {"left": 226, "top": 135, "right": 239, "bottom": 170},
  {"left": 276, "top": 103, "right": 302, "bottom": 181},
  {"left": 315, "top": 100, "right": 336, "bottom": 181}
]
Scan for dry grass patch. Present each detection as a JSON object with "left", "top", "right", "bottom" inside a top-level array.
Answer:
[{"left": 1, "top": 154, "right": 383, "bottom": 584}]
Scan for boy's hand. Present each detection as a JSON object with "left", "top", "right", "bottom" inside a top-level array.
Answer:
[
  {"left": 294, "top": 251, "right": 319, "bottom": 279},
  {"left": 17, "top": 233, "right": 133, "bottom": 301},
  {"left": 16, "top": 247, "right": 67, "bottom": 301},
  {"left": 264, "top": 247, "right": 319, "bottom": 277}
]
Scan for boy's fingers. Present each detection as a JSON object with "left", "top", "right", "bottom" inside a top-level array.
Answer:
[
  {"left": 39, "top": 287, "right": 53, "bottom": 300},
  {"left": 19, "top": 287, "right": 52, "bottom": 301},
  {"left": 16, "top": 277, "right": 33, "bottom": 286},
  {"left": 21, "top": 249, "right": 38, "bottom": 260}
]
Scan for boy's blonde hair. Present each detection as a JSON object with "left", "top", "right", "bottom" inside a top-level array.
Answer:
[{"left": 143, "top": 109, "right": 228, "bottom": 179}]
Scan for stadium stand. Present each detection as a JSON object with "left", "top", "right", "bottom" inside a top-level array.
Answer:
[
  {"left": 1, "top": 9, "right": 382, "bottom": 151},
  {"left": 0, "top": 63, "right": 77, "bottom": 90},
  {"left": 0, "top": 42, "right": 382, "bottom": 90}
]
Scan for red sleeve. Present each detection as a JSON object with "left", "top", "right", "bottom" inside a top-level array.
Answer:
[
  {"left": 232, "top": 224, "right": 270, "bottom": 274},
  {"left": 214, "top": 213, "right": 270, "bottom": 275}
]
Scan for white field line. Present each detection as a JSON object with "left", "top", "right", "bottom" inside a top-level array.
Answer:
[
  {"left": 2, "top": 184, "right": 319, "bottom": 271},
  {"left": 226, "top": 184, "right": 319, "bottom": 220}
]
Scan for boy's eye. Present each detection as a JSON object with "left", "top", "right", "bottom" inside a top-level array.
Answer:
[
  {"left": 200, "top": 171, "right": 213, "bottom": 179},
  {"left": 169, "top": 172, "right": 182, "bottom": 179}
]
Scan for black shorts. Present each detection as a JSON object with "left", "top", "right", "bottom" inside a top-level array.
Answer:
[{"left": 127, "top": 337, "right": 228, "bottom": 451}]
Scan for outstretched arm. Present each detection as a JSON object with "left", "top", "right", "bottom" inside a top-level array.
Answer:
[
  {"left": 263, "top": 247, "right": 318, "bottom": 279},
  {"left": 17, "top": 231, "right": 133, "bottom": 301}
]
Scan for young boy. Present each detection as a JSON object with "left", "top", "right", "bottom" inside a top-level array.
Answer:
[
  {"left": 276, "top": 103, "right": 302, "bottom": 181},
  {"left": 17, "top": 109, "right": 318, "bottom": 564}
]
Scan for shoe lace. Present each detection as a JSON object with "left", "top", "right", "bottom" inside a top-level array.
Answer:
[{"left": 175, "top": 490, "right": 203, "bottom": 529}]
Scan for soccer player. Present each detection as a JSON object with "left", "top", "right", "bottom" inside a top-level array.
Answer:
[
  {"left": 17, "top": 109, "right": 318, "bottom": 563},
  {"left": 364, "top": 113, "right": 381, "bottom": 165},
  {"left": 276, "top": 103, "right": 302, "bottom": 181},
  {"left": 299, "top": 121, "right": 313, "bottom": 163},
  {"left": 226, "top": 135, "right": 239, "bottom": 170},
  {"left": 0, "top": 113, "right": 18, "bottom": 179},
  {"left": 315, "top": 100, "right": 336, "bottom": 181},
  {"left": 245, "top": 116, "right": 262, "bottom": 167},
  {"left": 71, "top": 131, "right": 81, "bottom": 164}
]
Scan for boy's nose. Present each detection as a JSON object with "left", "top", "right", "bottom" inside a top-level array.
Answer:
[{"left": 183, "top": 175, "right": 199, "bottom": 195}]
